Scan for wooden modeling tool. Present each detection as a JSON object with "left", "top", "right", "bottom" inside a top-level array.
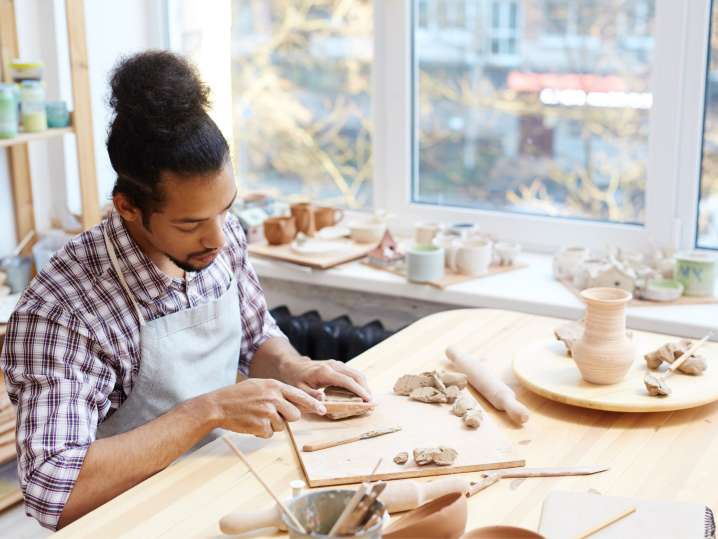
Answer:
[
  {"left": 302, "top": 426, "right": 401, "bottom": 452},
  {"left": 12, "top": 230, "right": 34, "bottom": 256},
  {"left": 467, "top": 465, "right": 610, "bottom": 496},
  {"left": 446, "top": 345, "right": 530, "bottom": 425},
  {"left": 222, "top": 436, "right": 307, "bottom": 534},
  {"left": 574, "top": 506, "right": 636, "bottom": 538},
  {"left": 644, "top": 331, "right": 713, "bottom": 396}
]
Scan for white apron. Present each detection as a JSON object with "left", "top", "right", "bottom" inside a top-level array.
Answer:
[{"left": 97, "top": 228, "right": 241, "bottom": 439}]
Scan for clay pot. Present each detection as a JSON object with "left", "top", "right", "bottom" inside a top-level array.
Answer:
[
  {"left": 383, "top": 492, "right": 467, "bottom": 539},
  {"left": 264, "top": 216, "right": 297, "bottom": 245},
  {"left": 291, "top": 203, "right": 317, "bottom": 236},
  {"left": 314, "top": 207, "right": 344, "bottom": 230},
  {"left": 572, "top": 287, "right": 635, "bottom": 385},
  {"left": 460, "top": 526, "right": 545, "bottom": 539}
]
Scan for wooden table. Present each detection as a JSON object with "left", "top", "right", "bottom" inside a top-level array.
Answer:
[{"left": 54, "top": 309, "right": 718, "bottom": 538}]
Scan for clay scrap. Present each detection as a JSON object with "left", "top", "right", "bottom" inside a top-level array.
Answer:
[
  {"left": 393, "top": 371, "right": 467, "bottom": 396},
  {"left": 554, "top": 321, "right": 583, "bottom": 357},
  {"left": 413, "top": 446, "right": 458, "bottom": 466},
  {"left": 322, "top": 386, "right": 375, "bottom": 420},
  {"left": 451, "top": 394, "right": 476, "bottom": 417},
  {"left": 644, "top": 340, "right": 708, "bottom": 375},
  {"left": 409, "top": 387, "right": 448, "bottom": 404},
  {"left": 462, "top": 408, "right": 484, "bottom": 429},
  {"left": 393, "top": 452, "right": 408, "bottom": 465}
]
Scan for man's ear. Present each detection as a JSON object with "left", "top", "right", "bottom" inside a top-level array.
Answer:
[{"left": 113, "top": 193, "right": 143, "bottom": 224}]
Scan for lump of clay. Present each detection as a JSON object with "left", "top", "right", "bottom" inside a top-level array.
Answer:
[
  {"left": 462, "top": 409, "right": 484, "bottom": 428},
  {"left": 324, "top": 402, "right": 375, "bottom": 420},
  {"left": 394, "top": 373, "right": 434, "bottom": 395},
  {"left": 445, "top": 385, "right": 461, "bottom": 403},
  {"left": 440, "top": 372, "right": 467, "bottom": 389},
  {"left": 393, "top": 452, "right": 408, "bottom": 465},
  {"left": 554, "top": 321, "right": 583, "bottom": 357},
  {"left": 451, "top": 394, "right": 476, "bottom": 417},
  {"left": 409, "top": 386, "right": 448, "bottom": 404},
  {"left": 644, "top": 374, "right": 671, "bottom": 397},
  {"left": 413, "top": 447, "right": 458, "bottom": 466},
  {"left": 644, "top": 340, "right": 708, "bottom": 375}
]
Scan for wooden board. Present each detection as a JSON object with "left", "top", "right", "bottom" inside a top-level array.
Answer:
[
  {"left": 559, "top": 278, "right": 718, "bottom": 307},
  {"left": 539, "top": 491, "right": 708, "bottom": 538},
  {"left": 513, "top": 336, "right": 718, "bottom": 412},
  {"left": 363, "top": 261, "right": 528, "bottom": 289},
  {"left": 287, "top": 391, "right": 524, "bottom": 487},
  {"left": 248, "top": 240, "right": 377, "bottom": 270}
]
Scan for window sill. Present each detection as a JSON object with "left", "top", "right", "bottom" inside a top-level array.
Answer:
[{"left": 250, "top": 251, "right": 716, "bottom": 339}]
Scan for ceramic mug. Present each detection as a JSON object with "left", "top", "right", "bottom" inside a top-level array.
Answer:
[
  {"left": 407, "top": 244, "right": 445, "bottom": 283},
  {"left": 314, "top": 207, "right": 344, "bottom": 231},
  {"left": 290, "top": 203, "right": 316, "bottom": 236},
  {"left": 447, "top": 222, "right": 479, "bottom": 239},
  {"left": 675, "top": 251, "right": 717, "bottom": 296},
  {"left": 433, "top": 233, "right": 460, "bottom": 267},
  {"left": 449, "top": 239, "right": 493, "bottom": 276},
  {"left": 264, "top": 216, "right": 297, "bottom": 245},
  {"left": 414, "top": 222, "right": 443, "bottom": 246}
]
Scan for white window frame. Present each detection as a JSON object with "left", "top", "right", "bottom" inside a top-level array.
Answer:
[{"left": 373, "top": 0, "right": 712, "bottom": 252}]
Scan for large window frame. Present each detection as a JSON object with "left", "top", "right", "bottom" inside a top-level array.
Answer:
[{"left": 373, "top": 0, "right": 712, "bottom": 251}]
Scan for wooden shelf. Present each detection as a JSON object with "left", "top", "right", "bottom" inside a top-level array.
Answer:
[{"left": 0, "top": 127, "right": 74, "bottom": 148}]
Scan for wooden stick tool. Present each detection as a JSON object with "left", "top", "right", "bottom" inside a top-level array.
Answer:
[
  {"left": 328, "top": 458, "right": 383, "bottom": 537},
  {"left": 645, "top": 331, "right": 714, "bottom": 396},
  {"left": 222, "top": 436, "right": 307, "bottom": 534},
  {"left": 302, "top": 426, "right": 401, "bottom": 452},
  {"left": 468, "top": 465, "right": 609, "bottom": 496},
  {"left": 574, "top": 506, "right": 636, "bottom": 539}
]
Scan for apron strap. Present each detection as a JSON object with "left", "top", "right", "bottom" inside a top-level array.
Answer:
[{"left": 103, "top": 227, "right": 146, "bottom": 326}]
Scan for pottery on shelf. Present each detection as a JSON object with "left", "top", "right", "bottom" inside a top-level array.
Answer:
[
  {"left": 572, "top": 287, "right": 636, "bottom": 385},
  {"left": 263, "top": 216, "right": 297, "bottom": 245},
  {"left": 573, "top": 258, "right": 636, "bottom": 292},
  {"left": 349, "top": 219, "right": 386, "bottom": 244},
  {"left": 639, "top": 278, "right": 684, "bottom": 302},
  {"left": 383, "top": 492, "right": 467, "bottom": 539},
  {"left": 553, "top": 246, "right": 589, "bottom": 280},
  {"left": 290, "top": 202, "right": 317, "bottom": 236}
]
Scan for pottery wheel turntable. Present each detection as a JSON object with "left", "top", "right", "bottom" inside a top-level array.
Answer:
[{"left": 513, "top": 335, "right": 718, "bottom": 413}]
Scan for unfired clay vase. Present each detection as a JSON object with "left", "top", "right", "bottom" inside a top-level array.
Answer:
[
  {"left": 460, "top": 526, "right": 545, "bottom": 539},
  {"left": 572, "top": 287, "right": 635, "bottom": 385},
  {"left": 264, "top": 216, "right": 296, "bottom": 245},
  {"left": 383, "top": 492, "right": 467, "bottom": 539}
]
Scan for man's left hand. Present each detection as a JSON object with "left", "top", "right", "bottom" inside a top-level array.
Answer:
[{"left": 282, "top": 358, "right": 372, "bottom": 402}]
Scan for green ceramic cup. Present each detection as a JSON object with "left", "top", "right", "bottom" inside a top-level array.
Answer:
[{"left": 675, "top": 251, "right": 717, "bottom": 297}]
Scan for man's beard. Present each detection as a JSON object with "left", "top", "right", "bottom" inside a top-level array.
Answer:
[{"left": 167, "top": 253, "right": 207, "bottom": 273}]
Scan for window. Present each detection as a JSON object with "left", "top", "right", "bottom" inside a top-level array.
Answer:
[
  {"left": 414, "top": 0, "right": 654, "bottom": 224},
  {"left": 699, "top": 3, "right": 718, "bottom": 248}
]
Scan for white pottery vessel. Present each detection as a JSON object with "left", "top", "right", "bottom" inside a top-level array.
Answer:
[{"left": 553, "top": 246, "right": 589, "bottom": 280}]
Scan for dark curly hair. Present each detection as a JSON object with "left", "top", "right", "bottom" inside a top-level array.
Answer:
[{"left": 107, "top": 50, "right": 229, "bottom": 226}]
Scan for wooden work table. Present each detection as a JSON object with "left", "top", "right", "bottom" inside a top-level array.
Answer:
[{"left": 54, "top": 309, "right": 718, "bottom": 538}]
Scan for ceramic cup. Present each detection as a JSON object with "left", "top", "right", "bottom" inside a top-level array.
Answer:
[
  {"left": 263, "top": 216, "right": 297, "bottom": 245},
  {"left": 447, "top": 222, "right": 479, "bottom": 239},
  {"left": 407, "top": 244, "right": 445, "bottom": 283},
  {"left": 449, "top": 239, "right": 493, "bottom": 276},
  {"left": 414, "top": 222, "right": 443, "bottom": 246},
  {"left": 290, "top": 203, "right": 316, "bottom": 236},
  {"left": 675, "top": 251, "right": 717, "bottom": 296},
  {"left": 433, "top": 233, "right": 461, "bottom": 267},
  {"left": 553, "top": 246, "right": 589, "bottom": 280},
  {"left": 314, "top": 207, "right": 344, "bottom": 231}
]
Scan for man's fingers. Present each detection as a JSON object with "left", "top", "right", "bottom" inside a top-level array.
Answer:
[
  {"left": 329, "top": 361, "right": 372, "bottom": 400},
  {"left": 268, "top": 412, "right": 285, "bottom": 433},
  {"left": 280, "top": 383, "right": 327, "bottom": 415},
  {"left": 297, "top": 384, "right": 325, "bottom": 402},
  {"left": 324, "top": 371, "right": 371, "bottom": 402},
  {"left": 274, "top": 398, "right": 301, "bottom": 423}
]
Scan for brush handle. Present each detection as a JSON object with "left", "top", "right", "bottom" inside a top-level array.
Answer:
[
  {"left": 302, "top": 434, "right": 363, "bottom": 452},
  {"left": 446, "top": 346, "right": 530, "bottom": 425}
]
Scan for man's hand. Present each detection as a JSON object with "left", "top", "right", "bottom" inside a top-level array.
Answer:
[
  {"left": 281, "top": 358, "right": 372, "bottom": 402},
  {"left": 202, "top": 378, "right": 327, "bottom": 438}
]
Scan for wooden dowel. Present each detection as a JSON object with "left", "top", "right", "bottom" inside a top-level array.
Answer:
[
  {"left": 575, "top": 506, "right": 636, "bottom": 539},
  {"left": 222, "top": 436, "right": 306, "bottom": 534}
]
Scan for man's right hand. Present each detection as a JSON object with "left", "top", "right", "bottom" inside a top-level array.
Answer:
[{"left": 201, "top": 379, "right": 327, "bottom": 438}]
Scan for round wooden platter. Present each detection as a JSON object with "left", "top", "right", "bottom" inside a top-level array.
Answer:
[{"left": 513, "top": 334, "right": 718, "bottom": 413}]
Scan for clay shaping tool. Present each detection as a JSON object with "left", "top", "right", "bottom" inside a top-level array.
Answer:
[
  {"left": 644, "top": 331, "right": 713, "bottom": 396},
  {"left": 446, "top": 345, "right": 530, "bottom": 425},
  {"left": 328, "top": 458, "right": 383, "bottom": 537},
  {"left": 574, "top": 505, "right": 636, "bottom": 538},
  {"left": 467, "top": 465, "right": 610, "bottom": 496},
  {"left": 302, "top": 426, "right": 401, "bottom": 452},
  {"left": 222, "top": 436, "right": 307, "bottom": 534}
]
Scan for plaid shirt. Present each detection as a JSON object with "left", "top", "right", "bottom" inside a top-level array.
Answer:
[{"left": 0, "top": 210, "right": 283, "bottom": 530}]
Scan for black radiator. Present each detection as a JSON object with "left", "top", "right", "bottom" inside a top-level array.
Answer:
[{"left": 269, "top": 306, "right": 394, "bottom": 362}]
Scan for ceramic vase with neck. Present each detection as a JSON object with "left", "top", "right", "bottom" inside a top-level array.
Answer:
[{"left": 572, "top": 287, "right": 635, "bottom": 385}]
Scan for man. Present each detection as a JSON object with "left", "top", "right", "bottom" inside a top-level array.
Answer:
[{"left": 0, "top": 51, "right": 371, "bottom": 530}]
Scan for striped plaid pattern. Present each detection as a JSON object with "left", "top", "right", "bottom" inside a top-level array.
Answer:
[{"left": 0, "top": 210, "right": 283, "bottom": 530}]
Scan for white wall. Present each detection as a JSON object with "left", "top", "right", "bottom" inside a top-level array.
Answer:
[{"left": 0, "top": 0, "right": 165, "bottom": 256}]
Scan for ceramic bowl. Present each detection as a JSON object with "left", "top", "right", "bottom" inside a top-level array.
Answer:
[
  {"left": 640, "top": 278, "right": 684, "bottom": 302},
  {"left": 349, "top": 221, "right": 386, "bottom": 244},
  {"left": 383, "top": 492, "right": 467, "bottom": 539},
  {"left": 460, "top": 526, "right": 545, "bottom": 539}
]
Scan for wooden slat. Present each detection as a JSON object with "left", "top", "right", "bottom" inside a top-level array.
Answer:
[
  {"left": 0, "top": 0, "right": 36, "bottom": 253},
  {"left": 64, "top": 0, "right": 100, "bottom": 229},
  {"left": 0, "top": 127, "right": 74, "bottom": 148}
]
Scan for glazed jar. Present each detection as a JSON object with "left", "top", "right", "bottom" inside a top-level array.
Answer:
[
  {"left": 0, "top": 84, "right": 18, "bottom": 138},
  {"left": 572, "top": 287, "right": 635, "bottom": 385},
  {"left": 20, "top": 80, "right": 47, "bottom": 133}
]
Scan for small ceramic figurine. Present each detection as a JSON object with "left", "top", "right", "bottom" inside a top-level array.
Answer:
[{"left": 573, "top": 258, "right": 636, "bottom": 293}]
